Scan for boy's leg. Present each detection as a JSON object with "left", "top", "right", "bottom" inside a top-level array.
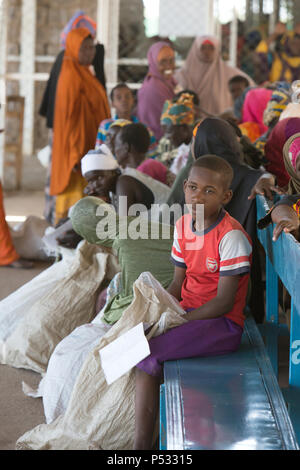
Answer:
[{"left": 134, "top": 368, "right": 160, "bottom": 450}]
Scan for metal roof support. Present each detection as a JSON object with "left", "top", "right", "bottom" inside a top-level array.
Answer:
[{"left": 20, "top": 0, "right": 36, "bottom": 157}]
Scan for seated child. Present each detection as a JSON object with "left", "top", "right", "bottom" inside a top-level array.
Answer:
[
  {"left": 95, "top": 82, "right": 157, "bottom": 158},
  {"left": 133, "top": 155, "right": 253, "bottom": 449},
  {"left": 158, "top": 92, "right": 196, "bottom": 172},
  {"left": 113, "top": 123, "right": 172, "bottom": 209}
]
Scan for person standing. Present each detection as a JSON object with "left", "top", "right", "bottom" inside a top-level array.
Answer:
[
  {"left": 50, "top": 28, "right": 110, "bottom": 224},
  {"left": 175, "top": 36, "right": 254, "bottom": 117},
  {"left": 137, "top": 41, "right": 177, "bottom": 141},
  {"left": 39, "top": 10, "right": 106, "bottom": 225}
]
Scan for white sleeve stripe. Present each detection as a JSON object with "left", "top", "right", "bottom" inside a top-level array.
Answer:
[
  {"left": 173, "top": 226, "right": 182, "bottom": 253},
  {"left": 220, "top": 261, "right": 251, "bottom": 271},
  {"left": 171, "top": 251, "right": 185, "bottom": 264}
]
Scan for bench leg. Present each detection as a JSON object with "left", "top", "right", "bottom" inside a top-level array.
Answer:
[
  {"left": 159, "top": 384, "right": 167, "bottom": 450},
  {"left": 264, "top": 255, "right": 279, "bottom": 376}
]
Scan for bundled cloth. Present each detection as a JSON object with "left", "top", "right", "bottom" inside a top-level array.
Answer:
[
  {"left": 0, "top": 241, "right": 119, "bottom": 374},
  {"left": 263, "top": 87, "right": 291, "bottom": 127}
]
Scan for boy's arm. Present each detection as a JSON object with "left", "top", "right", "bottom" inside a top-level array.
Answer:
[
  {"left": 184, "top": 275, "right": 240, "bottom": 321},
  {"left": 167, "top": 265, "right": 186, "bottom": 301}
]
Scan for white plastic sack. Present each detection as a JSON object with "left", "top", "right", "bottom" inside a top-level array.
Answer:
[
  {"left": 16, "top": 272, "right": 186, "bottom": 450},
  {"left": 0, "top": 241, "right": 118, "bottom": 374},
  {"left": 37, "top": 145, "right": 51, "bottom": 168},
  {"left": 35, "top": 273, "right": 122, "bottom": 424},
  {"left": 10, "top": 215, "right": 50, "bottom": 260}
]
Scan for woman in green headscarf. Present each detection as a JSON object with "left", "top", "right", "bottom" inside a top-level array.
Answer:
[{"left": 71, "top": 196, "right": 175, "bottom": 324}]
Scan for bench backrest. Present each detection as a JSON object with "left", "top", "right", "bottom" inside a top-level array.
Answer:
[{"left": 256, "top": 195, "right": 300, "bottom": 387}]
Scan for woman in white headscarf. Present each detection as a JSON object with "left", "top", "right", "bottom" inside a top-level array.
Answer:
[{"left": 175, "top": 35, "right": 255, "bottom": 117}]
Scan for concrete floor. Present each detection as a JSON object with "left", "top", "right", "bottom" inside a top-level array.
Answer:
[{"left": 1, "top": 186, "right": 49, "bottom": 450}]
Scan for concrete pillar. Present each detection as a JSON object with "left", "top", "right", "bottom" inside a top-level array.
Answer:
[
  {"left": 20, "top": 0, "right": 36, "bottom": 157},
  {"left": 229, "top": 7, "right": 238, "bottom": 67},
  {"left": 0, "top": 0, "right": 8, "bottom": 180},
  {"left": 97, "top": 0, "right": 120, "bottom": 90}
]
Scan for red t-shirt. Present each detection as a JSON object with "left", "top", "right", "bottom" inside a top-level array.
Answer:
[{"left": 171, "top": 210, "right": 252, "bottom": 328}]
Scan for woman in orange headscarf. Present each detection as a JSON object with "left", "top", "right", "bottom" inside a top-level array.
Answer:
[{"left": 50, "top": 28, "right": 110, "bottom": 223}]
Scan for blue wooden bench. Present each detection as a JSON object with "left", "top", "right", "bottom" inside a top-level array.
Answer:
[
  {"left": 256, "top": 194, "right": 300, "bottom": 442},
  {"left": 159, "top": 195, "right": 300, "bottom": 450}
]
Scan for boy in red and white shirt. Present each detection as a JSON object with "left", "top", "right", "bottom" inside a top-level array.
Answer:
[{"left": 134, "top": 155, "right": 252, "bottom": 450}]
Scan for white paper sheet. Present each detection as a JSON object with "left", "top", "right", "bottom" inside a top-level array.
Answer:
[{"left": 99, "top": 322, "right": 150, "bottom": 385}]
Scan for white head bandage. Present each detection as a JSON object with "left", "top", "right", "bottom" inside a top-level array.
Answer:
[{"left": 81, "top": 144, "right": 120, "bottom": 176}]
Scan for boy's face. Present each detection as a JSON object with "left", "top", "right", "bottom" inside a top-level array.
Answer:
[
  {"left": 106, "top": 126, "right": 121, "bottom": 154},
  {"left": 229, "top": 81, "right": 247, "bottom": 101},
  {"left": 184, "top": 166, "right": 232, "bottom": 222},
  {"left": 112, "top": 87, "right": 134, "bottom": 116},
  {"left": 157, "top": 47, "right": 175, "bottom": 78},
  {"left": 114, "top": 132, "right": 129, "bottom": 168},
  {"left": 199, "top": 43, "right": 215, "bottom": 63},
  {"left": 164, "top": 123, "right": 192, "bottom": 148},
  {"left": 78, "top": 37, "right": 96, "bottom": 66},
  {"left": 84, "top": 169, "right": 118, "bottom": 196}
]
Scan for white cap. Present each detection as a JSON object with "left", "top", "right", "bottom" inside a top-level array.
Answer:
[{"left": 81, "top": 144, "right": 120, "bottom": 176}]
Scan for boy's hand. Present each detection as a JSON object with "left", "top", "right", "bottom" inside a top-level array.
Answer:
[
  {"left": 167, "top": 265, "right": 186, "bottom": 301},
  {"left": 184, "top": 275, "right": 240, "bottom": 321}
]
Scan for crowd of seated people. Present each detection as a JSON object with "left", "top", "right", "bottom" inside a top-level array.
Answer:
[{"left": 1, "top": 16, "right": 300, "bottom": 451}]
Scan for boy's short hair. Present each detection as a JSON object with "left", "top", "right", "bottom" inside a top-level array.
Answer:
[
  {"left": 228, "top": 75, "right": 250, "bottom": 88},
  {"left": 119, "top": 122, "right": 150, "bottom": 153},
  {"left": 110, "top": 83, "right": 132, "bottom": 101},
  {"left": 190, "top": 155, "right": 234, "bottom": 189}
]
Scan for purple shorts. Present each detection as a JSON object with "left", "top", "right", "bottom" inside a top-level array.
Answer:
[{"left": 136, "top": 316, "right": 243, "bottom": 377}]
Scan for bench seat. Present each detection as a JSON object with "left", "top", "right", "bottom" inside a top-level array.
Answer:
[{"left": 160, "top": 316, "right": 299, "bottom": 450}]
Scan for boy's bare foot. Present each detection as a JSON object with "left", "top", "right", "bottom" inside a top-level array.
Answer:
[{"left": 5, "top": 258, "right": 34, "bottom": 269}]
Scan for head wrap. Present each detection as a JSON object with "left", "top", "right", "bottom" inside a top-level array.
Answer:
[
  {"left": 60, "top": 10, "right": 96, "bottom": 49},
  {"left": 81, "top": 145, "right": 119, "bottom": 176},
  {"left": 110, "top": 119, "right": 132, "bottom": 129},
  {"left": 241, "top": 87, "right": 273, "bottom": 135},
  {"left": 174, "top": 35, "right": 254, "bottom": 117},
  {"left": 137, "top": 41, "right": 177, "bottom": 140},
  {"left": 160, "top": 93, "right": 195, "bottom": 126},
  {"left": 263, "top": 117, "right": 300, "bottom": 187},
  {"left": 283, "top": 133, "right": 300, "bottom": 194},
  {"left": 193, "top": 117, "right": 242, "bottom": 165},
  {"left": 263, "top": 88, "right": 290, "bottom": 127},
  {"left": 50, "top": 28, "right": 111, "bottom": 196}
]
